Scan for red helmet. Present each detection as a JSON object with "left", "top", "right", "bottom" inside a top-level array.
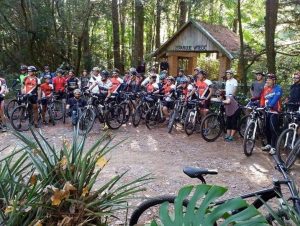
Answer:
[{"left": 266, "top": 73, "right": 276, "bottom": 80}]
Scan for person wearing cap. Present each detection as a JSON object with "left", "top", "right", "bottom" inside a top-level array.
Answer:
[
  {"left": 80, "top": 69, "right": 90, "bottom": 90},
  {"left": 260, "top": 73, "right": 283, "bottom": 154},
  {"left": 225, "top": 69, "right": 238, "bottom": 96},
  {"left": 110, "top": 69, "right": 123, "bottom": 93},
  {"left": 18, "top": 65, "right": 28, "bottom": 87},
  {"left": 66, "top": 89, "right": 87, "bottom": 126},
  {"left": 141, "top": 67, "right": 159, "bottom": 86},
  {"left": 175, "top": 68, "right": 187, "bottom": 85},
  {"left": 53, "top": 69, "right": 66, "bottom": 99},
  {"left": 88, "top": 67, "right": 102, "bottom": 94},
  {"left": 250, "top": 71, "right": 265, "bottom": 104},
  {"left": 23, "top": 66, "right": 41, "bottom": 128},
  {"left": 40, "top": 75, "right": 54, "bottom": 124},
  {"left": 285, "top": 72, "right": 300, "bottom": 111}
]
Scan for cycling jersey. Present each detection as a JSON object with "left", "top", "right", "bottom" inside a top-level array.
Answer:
[
  {"left": 289, "top": 83, "right": 300, "bottom": 104},
  {"left": 23, "top": 76, "right": 40, "bottom": 94},
  {"left": 146, "top": 83, "right": 158, "bottom": 93},
  {"left": 80, "top": 76, "right": 90, "bottom": 88},
  {"left": 195, "top": 79, "right": 212, "bottom": 98},
  {"left": 52, "top": 77, "right": 66, "bottom": 92},
  {"left": 162, "top": 84, "right": 175, "bottom": 95},
  {"left": 19, "top": 73, "right": 27, "bottom": 85},
  {"left": 260, "top": 84, "right": 282, "bottom": 112},
  {"left": 66, "top": 77, "right": 79, "bottom": 92},
  {"left": 40, "top": 83, "right": 53, "bottom": 98},
  {"left": 110, "top": 77, "right": 123, "bottom": 93}
]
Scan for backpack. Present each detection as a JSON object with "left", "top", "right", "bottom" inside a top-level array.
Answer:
[{"left": 0, "top": 78, "right": 9, "bottom": 94}]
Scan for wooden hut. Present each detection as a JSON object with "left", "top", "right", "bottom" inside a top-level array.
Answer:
[{"left": 153, "top": 19, "right": 240, "bottom": 79}]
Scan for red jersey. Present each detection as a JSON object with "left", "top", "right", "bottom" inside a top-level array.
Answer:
[
  {"left": 110, "top": 77, "right": 122, "bottom": 92},
  {"left": 53, "top": 77, "right": 66, "bottom": 92},
  {"left": 195, "top": 79, "right": 212, "bottom": 97},
  {"left": 40, "top": 83, "right": 53, "bottom": 97},
  {"left": 146, "top": 83, "right": 157, "bottom": 93},
  {"left": 24, "top": 76, "right": 40, "bottom": 94}
]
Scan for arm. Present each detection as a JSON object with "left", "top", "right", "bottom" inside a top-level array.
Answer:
[
  {"left": 267, "top": 86, "right": 282, "bottom": 108},
  {"left": 223, "top": 96, "right": 231, "bottom": 104}
]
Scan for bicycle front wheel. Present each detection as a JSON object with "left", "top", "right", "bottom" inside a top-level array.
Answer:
[
  {"left": 52, "top": 100, "right": 64, "bottom": 120},
  {"left": 78, "top": 108, "right": 96, "bottom": 135},
  {"left": 285, "top": 139, "right": 300, "bottom": 169},
  {"left": 105, "top": 105, "right": 124, "bottom": 129},
  {"left": 129, "top": 195, "right": 189, "bottom": 226},
  {"left": 276, "top": 128, "right": 298, "bottom": 166},
  {"left": 5, "top": 99, "right": 19, "bottom": 119},
  {"left": 243, "top": 120, "right": 256, "bottom": 156},
  {"left": 10, "top": 106, "right": 30, "bottom": 132},
  {"left": 184, "top": 109, "right": 197, "bottom": 136},
  {"left": 238, "top": 115, "right": 250, "bottom": 138},
  {"left": 167, "top": 110, "right": 177, "bottom": 134},
  {"left": 145, "top": 107, "right": 159, "bottom": 130},
  {"left": 200, "top": 113, "right": 223, "bottom": 142}
]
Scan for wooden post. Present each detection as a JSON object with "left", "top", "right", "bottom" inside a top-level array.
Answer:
[
  {"left": 218, "top": 55, "right": 231, "bottom": 80},
  {"left": 187, "top": 56, "right": 197, "bottom": 75},
  {"left": 168, "top": 55, "right": 178, "bottom": 76}
]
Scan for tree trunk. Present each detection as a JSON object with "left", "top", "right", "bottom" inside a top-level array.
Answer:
[
  {"left": 265, "top": 0, "right": 279, "bottom": 73},
  {"left": 178, "top": 0, "right": 187, "bottom": 29},
  {"left": 155, "top": 0, "right": 161, "bottom": 49},
  {"left": 112, "top": 0, "right": 121, "bottom": 70},
  {"left": 82, "top": 26, "right": 92, "bottom": 71},
  {"left": 120, "top": 0, "right": 127, "bottom": 74},
  {"left": 131, "top": 0, "right": 135, "bottom": 66},
  {"left": 237, "top": 0, "right": 247, "bottom": 94},
  {"left": 133, "top": 0, "right": 144, "bottom": 68}
]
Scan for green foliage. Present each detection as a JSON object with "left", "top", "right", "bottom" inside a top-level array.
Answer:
[
  {"left": 151, "top": 184, "right": 268, "bottom": 226},
  {"left": 0, "top": 130, "right": 151, "bottom": 225}
]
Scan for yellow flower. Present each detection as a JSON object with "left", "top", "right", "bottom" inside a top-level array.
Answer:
[
  {"left": 96, "top": 156, "right": 107, "bottom": 169},
  {"left": 4, "top": 206, "right": 13, "bottom": 214},
  {"left": 81, "top": 186, "right": 89, "bottom": 197}
]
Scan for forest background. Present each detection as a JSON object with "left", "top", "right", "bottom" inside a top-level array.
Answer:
[{"left": 0, "top": 0, "right": 299, "bottom": 92}]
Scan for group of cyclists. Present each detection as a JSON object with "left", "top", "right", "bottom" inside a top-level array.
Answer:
[{"left": 0, "top": 64, "right": 299, "bottom": 156}]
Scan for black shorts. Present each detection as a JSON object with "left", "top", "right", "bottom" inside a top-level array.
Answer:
[
  {"left": 163, "top": 100, "right": 174, "bottom": 109},
  {"left": 0, "top": 94, "right": 4, "bottom": 103},
  {"left": 28, "top": 95, "right": 38, "bottom": 105},
  {"left": 41, "top": 98, "right": 48, "bottom": 105},
  {"left": 226, "top": 109, "right": 240, "bottom": 130}
]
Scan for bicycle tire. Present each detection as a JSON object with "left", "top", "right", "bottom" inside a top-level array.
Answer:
[
  {"left": 10, "top": 106, "right": 30, "bottom": 132},
  {"left": 238, "top": 115, "right": 250, "bottom": 138},
  {"left": 132, "top": 105, "right": 142, "bottom": 127},
  {"left": 52, "top": 100, "right": 64, "bottom": 120},
  {"left": 184, "top": 109, "right": 197, "bottom": 136},
  {"left": 105, "top": 105, "right": 124, "bottom": 129},
  {"left": 243, "top": 120, "right": 256, "bottom": 156},
  {"left": 78, "top": 108, "right": 96, "bottom": 135},
  {"left": 48, "top": 108, "right": 56, "bottom": 126},
  {"left": 276, "top": 128, "right": 298, "bottom": 166},
  {"left": 120, "top": 102, "right": 132, "bottom": 124},
  {"left": 167, "top": 110, "right": 177, "bottom": 134},
  {"left": 129, "top": 195, "right": 189, "bottom": 226},
  {"left": 200, "top": 113, "right": 223, "bottom": 142},
  {"left": 286, "top": 139, "right": 300, "bottom": 169},
  {"left": 5, "top": 99, "right": 19, "bottom": 119},
  {"left": 145, "top": 107, "right": 159, "bottom": 130}
]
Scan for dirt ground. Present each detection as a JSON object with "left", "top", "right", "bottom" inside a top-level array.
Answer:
[{"left": 0, "top": 121, "right": 299, "bottom": 224}]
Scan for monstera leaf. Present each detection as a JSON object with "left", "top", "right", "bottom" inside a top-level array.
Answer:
[{"left": 151, "top": 184, "right": 268, "bottom": 226}]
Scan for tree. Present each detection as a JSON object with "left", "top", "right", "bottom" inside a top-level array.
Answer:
[
  {"left": 155, "top": 0, "right": 161, "bottom": 49},
  {"left": 265, "top": 0, "right": 279, "bottom": 73},
  {"left": 133, "top": 0, "right": 144, "bottom": 67},
  {"left": 111, "top": 0, "right": 121, "bottom": 70},
  {"left": 178, "top": 0, "right": 187, "bottom": 29}
]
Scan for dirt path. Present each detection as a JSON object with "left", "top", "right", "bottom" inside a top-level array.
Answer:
[{"left": 1, "top": 122, "right": 299, "bottom": 223}]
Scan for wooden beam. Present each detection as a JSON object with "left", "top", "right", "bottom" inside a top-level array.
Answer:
[
  {"left": 187, "top": 56, "right": 197, "bottom": 75},
  {"left": 166, "top": 51, "right": 198, "bottom": 57},
  {"left": 168, "top": 55, "right": 178, "bottom": 76},
  {"left": 219, "top": 56, "right": 231, "bottom": 80}
]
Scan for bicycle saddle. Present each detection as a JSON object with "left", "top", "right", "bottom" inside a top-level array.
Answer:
[{"left": 183, "top": 167, "right": 218, "bottom": 178}]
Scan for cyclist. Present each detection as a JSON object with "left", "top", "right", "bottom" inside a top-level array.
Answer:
[
  {"left": 52, "top": 69, "right": 66, "bottom": 100},
  {"left": 260, "top": 73, "right": 283, "bottom": 154},
  {"left": 157, "top": 73, "right": 167, "bottom": 92},
  {"left": 176, "top": 77, "right": 193, "bottom": 101},
  {"left": 175, "top": 68, "right": 187, "bottom": 85},
  {"left": 225, "top": 69, "right": 238, "bottom": 97},
  {"left": 110, "top": 69, "right": 123, "bottom": 93},
  {"left": 88, "top": 67, "right": 102, "bottom": 94},
  {"left": 40, "top": 75, "right": 53, "bottom": 124},
  {"left": 65, "top": 70, "right": 80, "bottom": 99},
  {"left": 66, "top": 89, "right": 87, "bottom": 126},
  {"left": 22, "top": 66, "right": 41, "bottom": 128},
  {"left": 285, "top": 72, "right": 300, "bottom": 111},
  {"left": 80, "top": 69, "right": 90, "bottom": 90},
  {"left": 18, "top": 65, "right": 28, "bottom": 87},
  {"left": 160, "top": 76, "right": 176, "bottom": 120},
  {"left": 40, "top": 65, "right": 55, "bottom": 81},
  {"left": 0, "top": 76, "right": 8, "bottom": 132},
  {"left": 124, "top": 68, "right": 141, "bottom": 92},
  {"left": 249, "top": 71, "right": 265, "bottom": 106},
  {"left": 145, "top": 75, "right": 159, "bottom": 93},
  {"left": 141, "top": 67, "right": 159, "bottom": 86}
]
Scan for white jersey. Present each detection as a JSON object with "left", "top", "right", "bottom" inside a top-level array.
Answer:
[
  {"left": 89, "top": 75, "right": 102, "bottom": 93},
  {"left": 225, "top": 78, "right": 238, "bottom": 96}
]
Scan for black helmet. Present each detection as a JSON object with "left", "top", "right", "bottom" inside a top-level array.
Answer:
[
  {"left": 266, "top": 73, "right": 277, "bottom": 80},
  {"left": 20, "top": 65, "right": 28, "bottom": 71},
  {"left": 27, "top": 66, "right": 37, "bottom": 72},
  {"left": 56, "top": 69, "right": 64, "bottom": 74},
  {"left": 101, "top": 70, "right": 109, "bottom": 79},
  {"left": 255, "top": 71, "right": 265, "bottom": 76}
]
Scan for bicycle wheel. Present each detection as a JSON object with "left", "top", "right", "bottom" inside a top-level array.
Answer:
[
  {"left": 129, "top": 195, "right": 189, "bottom": 226},
  {"left": 184, "top": 109, "right": 197, "bottom": 136},
  {"left": 200, "top": 113, "right": 223, "bottom": 142},
  {"left": 145, "top": 107, "right": 159, "bottom": 130},
  {"left": 243, "top": 120, "right": 256, "bottom": 156},
  {"left": 47, "top": 107, "right": 56, "bottom": 126},
  {"left": 285, "top": 139, "right": 300, "bottom": 169},
  {"left": 238, "top": 115, "right": 250, "bottom": 138},
  {"left": 10, "top": 106, "right": 30, "bottom": 132},
  {"left": 52, "top": 100, "right": 64, "bottom": 120},
  {"left": 5, "top": 99, "right": 19, "bottom": 119},
  {"left": 132, "top": 105, "right": 142, "bottom": 127},
  {"left": 78, "top": 108, "right": 96, "bottom": 135},
  {"left": 167, "top": 110, "right": 177, "bottom": 134},
  {"left": 105, "top": 105, "right": 124, "bottom": 129},
  {"left": 120, "top": 102, "right": 132, "bottom": 124},
  {"left": 276, "top": 128, "right": 298, "bottom": 166}
]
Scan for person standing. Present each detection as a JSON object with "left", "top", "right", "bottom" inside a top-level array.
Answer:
[
  {"left": 40, "top": 65, "right": 55, "bottom": 81},
  {"left": 176, "top": 68, "right": 187, "bottom": 85},
  {"left": 88, "top": 67, "right": 102, "bottom": 94},
  {"left": 160, "top": 58, "right": 169, "bottom": 72},
  {"left": 40, "top": 75, "right": 53, "bottom": 124},
  {"left": 52, "top": 69, "right": 66, "bottom": 100},
  {"left": 285, "top": 72, "right": 300, "bottom": 111},
  {"left": 65, "top": 70, "right": 80, "bottom": 99},
  {"left": 80, "top": 69, "right": 90, "bottom": 90},
  {"left": 260, "top": 73, "right": 283, "bottom": 155},
  {"left": 0, "top": 76, "right": 8, "bottom": 132},
  {"left": 225, "top": 69, "right": 238, "bottom": 97},
  {"left": 110, "top": 69, "right": 123, "bottom": 93},
  {"left": 250, "top": 71, "right": 265, "bottom": 102}
]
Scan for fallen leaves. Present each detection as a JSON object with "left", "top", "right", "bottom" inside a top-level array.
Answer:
[
  {"left": 96, "top": 156, "right": 107, "bottom": 169},
  {"left": 51, "top": 182, "right": 77, "bottom": 206},
  {"left": 4, "top": 206, "right": 13, "bottom": 214}
]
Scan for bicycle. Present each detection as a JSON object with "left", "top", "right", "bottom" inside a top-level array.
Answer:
[
  {"left": 5, "top": 89, "right": 23, "bottom": 119},
  {"left": 167, "top": 97, "right": 189, "bottom": 134},
  {"left": 42, "top": 95, "right": 64, "bottom": 125},
  {"left": 282, "top": 139, "right": 300, "bottom": 170},
  {"left": 145, "top": 94, "right": 166, "bottom": 130},
  {"left": 118, "top": 91, "right": 137, "bottom": 124},
  {"left": 132, "top": 92, "right": 155, "bottom": 127},
  {"left": 129, "top": 153, "right": 300, "bottom": 226},
  {"left": 183, "top": 99, "right": 203, "bottom": 136}
]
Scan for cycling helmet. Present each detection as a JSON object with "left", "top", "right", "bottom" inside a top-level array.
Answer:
[
  {"left": 266, "top": 73, "right": 276, "bottom": 80},
  {"left": 20, "top": 65, "right": 28, "bottom": 71},
  {"left": 73, "top": 89, "right": 82, "bottom": 95},
  {"left": 194, "top": 67, "right": 201, "bottom": 73},
  {"left": 27, "top": 66, "right": 37, "bottom": 72},
  {"left": 181, "top": 77, "right": 189, "bottom": 83},
  {"left": 43, "top": 74, "right": 51, "bottom": 80},
  {"left": 255, "top": 71, "right": 265, "bottom": 76},
  {"left": 199, "top": 70, "right": 207, "bottom": 77},
  {"left": 101, "top": 70, "right": 109, "bottom": 79},
  {"left": 92, "top": 66, "right": 100, "bottom": 71},
  {"left": 159, "top": 73, "right": 166, "bottom": 80},
  {"left": 166, "top": 76, "right": 175, "bottom": 82},
  {"left": 225, "top": 69, "right": 234, "bottom": 74}
]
